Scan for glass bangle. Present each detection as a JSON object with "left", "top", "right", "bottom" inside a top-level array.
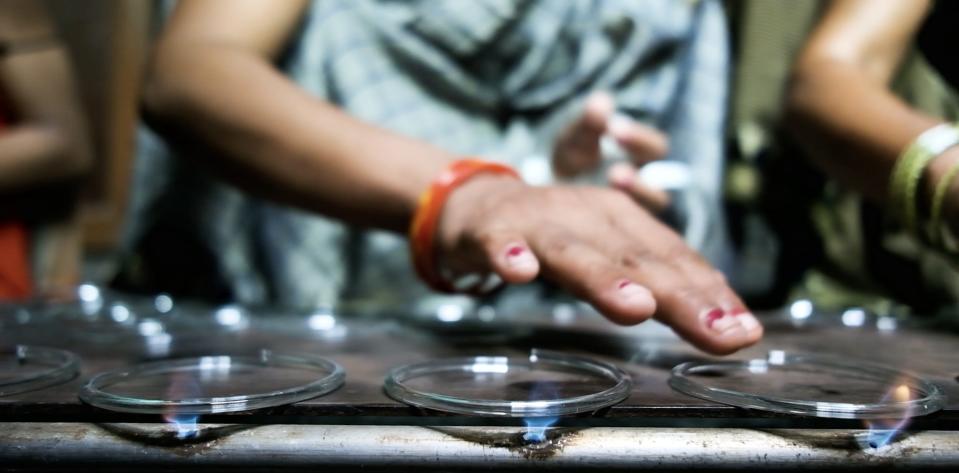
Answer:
[
  {"left": 0, "top": 345, "right": 80, "bottom": 396},
  {"left": 669, "top": 351, "right": 945, "bottom": 419},
  {"left": 384, "top": 349, "right": 632, "bottom": 417},
  {"left": 80, "top": 350, "right": 345, "bottom": 415}
]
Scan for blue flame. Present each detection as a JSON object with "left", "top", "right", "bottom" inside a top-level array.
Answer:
[
  {"left": 864, "top": 417, "right": 909, "bottom": 449},
  {"left": 163, "top": 413, "right": 199, "bottom": 439},
  {"left": 523, "top": 416, "right": 558, "bottom": 443},
  {"left": 863, "top": 383, "right": 913, "bottom": 449},
  {"left": 163, "top": 371, "right": 201, "bottom": 439},
  {"left": 521, "top": 353, "right": 562, "bottom": 443}
]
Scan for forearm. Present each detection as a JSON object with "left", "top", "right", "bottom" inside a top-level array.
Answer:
[
  {"left": 783, "top": 0, "right": 940, "bottom": 204},
  {"left": 144, "top": 42, "right": 455, "bottom": 232},
  {"left": 1, "top": 42, "right": 92, "bottom": 192},
  {"left": 0, "top": 125, "right": 85, "bottom": 190},
  {"left": 785, "top": 61, "right": 940, "bottom": 203}
]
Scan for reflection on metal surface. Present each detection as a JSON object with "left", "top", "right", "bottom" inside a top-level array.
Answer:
[
  {"left": 308, "top": 312, "right": 336, "bottom": 331},
  {"left": 138, "top": 319, "right": 164, "bottom": 337},
  {"left": 436, "top": 303, "right": 465, "bottom": 323},
  {"left": 477, "top": 305, "right": 496, "bottom": 322},
  {"left": 144, "top": 333, "right": 172, "bottom": 358},
  {"left": 154, "top": 294, "right": 174, "bottom": 314},
  {"left": 214, "top": 305, "right": 248, "bottom": 329},
  {"left": 77, "top": 284, "right": 100, "bottom": 303},
  {"left": 877, "top": 316, "right": 898, "bottom": 332},
  {"left": 110, "top": 304, "right": 132, "bottom": 323},
  {"left": 551, "top": 303, "right": 576, "bottom": 325},
  {"left": 842, "top": 308, "right": 867, "bottom": 327},
  {"left": 789, "top": 299, "right": 813, "bottom": 320}
]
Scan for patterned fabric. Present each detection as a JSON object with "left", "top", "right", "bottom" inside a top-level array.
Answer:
[{"left": 126, "top": 0, "right": 731, "bottom": 309}]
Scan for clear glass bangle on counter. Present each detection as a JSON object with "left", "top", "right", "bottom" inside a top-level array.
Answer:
[
  {"left": 80, "top": 350, "right": 345, "bottom": 415},
  {"left": 384, "top": 349, "right": 632, "bottom": 417},
  {"left": 669, "top": 351, "right": 945, "bottom": 419},
  {"left": 0, "top": 345, "right": 80, "bottom": 396}
]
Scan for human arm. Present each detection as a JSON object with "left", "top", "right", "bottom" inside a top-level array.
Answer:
[
  {"left": 0, "top": 0, "right": 93, "bottom": 191},
  {"left": 785, "top": 0, "right": 959, "bottom": 222},
  {"left": 145, "top": 0, "right": 762, "bottom": 354}
]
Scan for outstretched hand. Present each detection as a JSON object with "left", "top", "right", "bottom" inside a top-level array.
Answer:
[{"left": 436, "top": 175, "right": 763, "bottom": 355}]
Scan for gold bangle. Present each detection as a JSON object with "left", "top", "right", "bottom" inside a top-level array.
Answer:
[
  {"left": 888, "top": 123, "right": 959, "bottom": 236},
  {"left": 929, "top": 158, "right": 959, "bottom": 247}
]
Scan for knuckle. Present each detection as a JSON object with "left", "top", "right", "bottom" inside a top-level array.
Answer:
[
  {"left": 659, "top": 241, "right": 690, "bottom": 261},
  {"left": 618, "top": 250, "right": 650, "bottom": 271},
  {"left": 541, "top": 233, "right": 576, "bottom": 257}
]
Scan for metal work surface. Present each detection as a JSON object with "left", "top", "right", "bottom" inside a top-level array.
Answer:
[
  {"left": 2, "top": 423, "right": 958, "bottom": 471},
  {"left": 1, "top": 294, "right": 958, "bottom": 470}
]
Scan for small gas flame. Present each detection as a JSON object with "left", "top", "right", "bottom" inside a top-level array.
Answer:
[
  {"left": 523, "top": 416, "right": 558, "bottom": 443},
  {"left": 162, "top": 412, "right": 199, "bottom": 439},
  {"left": 864, "top": 383, "right": 913, "bottom": 449},
  {"left": 162, "top": 371, "right": 202, "bottom": 439},
  {"left": 522, "top": 371, "right": 560, "bottom": 444}
]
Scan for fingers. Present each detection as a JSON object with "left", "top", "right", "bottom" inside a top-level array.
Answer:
[
  {"left": 649, "top": 267, "right": 763, "bottom": 355},
  {"left": 474, "top": 228, "right": 541, "bottom": 284},
  {"left": 553, "top": 91, "right": 669, "bottom": 179},
  {"left": 607, "top": 114, "right": 669, "bottom": 165},
  {"left": 603, "top": 197, "right": 762, "bottom": 354},
  {"left": 552, "top": 92, "right": 614, "bottom": 177},
  {"left": 607, "top": 162, "right": 671, "bottom": 213},
  {"left": 528, "top": 231, "right": 656, "bottom": 324}
]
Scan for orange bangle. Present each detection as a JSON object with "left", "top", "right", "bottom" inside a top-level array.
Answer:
[{"left": 409, "top": 159, "right": 521, "bottom": 292}]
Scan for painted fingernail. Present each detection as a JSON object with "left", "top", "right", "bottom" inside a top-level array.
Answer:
[
  {"left": 704, "top": 308, "right": 742, "bottom": 334},
  {"left": 704, "top": 308, "right": 725, "bottom": 329},
  {"left": 505, "top": 245, "right": 537, "bottom": 270}
]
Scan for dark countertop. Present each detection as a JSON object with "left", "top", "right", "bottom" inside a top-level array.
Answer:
[{"left": 2, "top": 293, "right": 959, "bottom": 471}]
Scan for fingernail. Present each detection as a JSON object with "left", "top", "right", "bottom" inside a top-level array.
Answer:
[
  {"left": 505, "top": 245, "right": 537, "bottom": 270},
  {"left": 617, "top": 279, "right": 654, "bottom": 305},
  {"left": 607, "top": 163, "right": 634, "bottom": 188},
  {"left": 703, "top": 308, "right": 742, "bottom": 334},
  {"left": 608, "top": 114, "right": 633, "bottom": 138},
  {"left": 727, "top": 307, "right": 761, "bottom": 332},
  {"left": 736, "top": 311, "right": 761, "bottom": 332}
]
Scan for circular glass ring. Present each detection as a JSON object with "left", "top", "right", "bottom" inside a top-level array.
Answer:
[
  {"left": 384, "top": 350, "right": 632, "bottom": 417},
  {"left": 669, "top": 351, "right": 945, "bottom": 419},
  {"left": 80, "top": 350, "right": 345, "bottom": 415},
  {"left": 0, "top": 345, "right": 80, "bottom": 396}
]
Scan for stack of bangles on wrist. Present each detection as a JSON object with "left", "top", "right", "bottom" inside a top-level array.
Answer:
[
  {"left": 409, "top": 159, "right": 522, "bottom": 293},
  {"left": 888, "top": 122, "right": 959, "bottom": 250}
]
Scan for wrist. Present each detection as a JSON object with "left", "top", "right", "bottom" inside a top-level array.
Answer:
[
  {"left": 437, "top": 173, "right": 528, "bottom": 251},
  {"left": 408, "top": 159, "right": 523, "bottom": 292}
]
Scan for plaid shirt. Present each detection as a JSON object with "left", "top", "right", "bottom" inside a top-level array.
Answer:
[{"left": 128, "top": 0, "right": 730, "bottom": 309}]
